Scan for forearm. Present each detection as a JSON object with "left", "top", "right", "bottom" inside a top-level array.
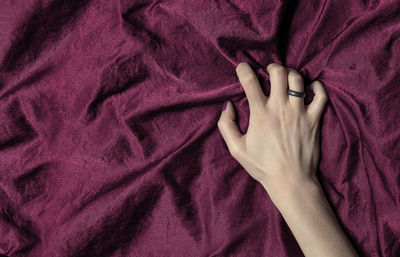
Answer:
[{"left": 262, "top": 175, "right": 359, "bottom": 257}]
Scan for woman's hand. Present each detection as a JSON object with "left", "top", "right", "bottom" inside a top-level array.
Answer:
[
  {"left": 218, "top": 63, "right": 359, "bottom": 257},
  {"left": 217, "top": 62, "right": 328, "bottom": 195}
]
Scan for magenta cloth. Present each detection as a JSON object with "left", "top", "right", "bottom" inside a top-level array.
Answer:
[{"left": 1, "top": 1, "right": 399, "bottom": 256}]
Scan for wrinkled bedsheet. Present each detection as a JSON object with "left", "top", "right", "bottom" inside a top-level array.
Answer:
[{"left": 1, "top": 0, "right": 399, "bottom": 256}]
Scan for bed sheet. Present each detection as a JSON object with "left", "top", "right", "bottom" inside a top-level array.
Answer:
[{"left": 1, "top": 0, "right": 399, "bottom": 256}]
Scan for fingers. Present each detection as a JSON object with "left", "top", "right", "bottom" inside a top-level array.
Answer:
[
  {"left": 217, "top": 100, "right": 244, "bottom": 157},
  {"left": 306, "top": 80, "right": 329, "bottom": 122},
  {"left": 266, "top": 63, "right": 288, "bottom": 103},
  {"left": 286, "top": 67, "right": 305, "bottom": 112},
  {"left": 236, "top": 62, "right": 267, "bottom": 111}
]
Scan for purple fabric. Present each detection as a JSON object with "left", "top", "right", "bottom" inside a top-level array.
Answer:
[{"left": 1, "top": 0, "right": 399, "bottom": 256}]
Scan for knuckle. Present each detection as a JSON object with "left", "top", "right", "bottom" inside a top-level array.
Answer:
[
  {"left": 312, "top": 81, "right": 324, "bottom": 91},
  {"left": 270, "top": 65, "right": 286, "bottom": 76},
  {"left": 289, "top": 72, "right": 303, "bottom": 84},
  {"left": 319, "top": 92, "right": 328, "bottom": 102},
  {"left": 242, "top": 73, "right": 258, "bottom": 85},
  {"left": 236, "top": 62, "right": 248, "bottom": 72},
  {"left": 316, "top": 80, "right": 324, "bottom": 87},
  {"left": 229, "top": 144, "right": 240, "bottom": 157},
  {"left": 236, "top": 62, "right": 244, "bottom": 72}
]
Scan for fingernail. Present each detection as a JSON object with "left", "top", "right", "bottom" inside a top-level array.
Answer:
[{"left": 222, "top": 100, "right": 228, "bottom": 111}]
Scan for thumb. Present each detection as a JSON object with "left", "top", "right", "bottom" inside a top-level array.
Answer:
[{"left": 217, "top": 100, "right": 244, "bottom": 156}]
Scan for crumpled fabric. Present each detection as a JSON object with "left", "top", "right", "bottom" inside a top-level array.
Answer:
[{"left": 0, "top": 0, "right": 399, "bottom": 256}]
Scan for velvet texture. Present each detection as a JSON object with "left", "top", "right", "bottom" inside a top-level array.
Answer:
[{"left": 1, "top": 1, "right": 399, "bottom": 256}]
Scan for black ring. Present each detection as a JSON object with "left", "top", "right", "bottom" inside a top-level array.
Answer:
[{"left": 287, "top": 89, "right": 305, "bottom": 98}]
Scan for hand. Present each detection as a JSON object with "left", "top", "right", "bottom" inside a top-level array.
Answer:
[
  {"left": 218, "top": 63, "right": 359, "bottom": 257},
  {"left": 217, "top": 62, "right": 328, "bottom": 194}
]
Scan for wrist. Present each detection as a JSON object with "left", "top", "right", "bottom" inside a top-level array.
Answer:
[
  {"left": 262, "top": 173, "right": 359, "bottom": 257},
  {"left": 260, "top": 172, "right": 323, "bottom": 211}
]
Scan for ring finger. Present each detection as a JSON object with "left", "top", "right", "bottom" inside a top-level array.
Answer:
[{"left": 287, "top": 67, "right": 305, "bottom": 112}]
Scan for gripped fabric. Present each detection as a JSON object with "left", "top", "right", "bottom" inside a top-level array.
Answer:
[{"left": 1, "top": 0, "right": 400, "bottom": 256}]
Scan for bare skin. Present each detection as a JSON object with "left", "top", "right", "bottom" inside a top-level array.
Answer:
[{"left": 217, "top": 62, "right": 359, "bottom": 257}]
